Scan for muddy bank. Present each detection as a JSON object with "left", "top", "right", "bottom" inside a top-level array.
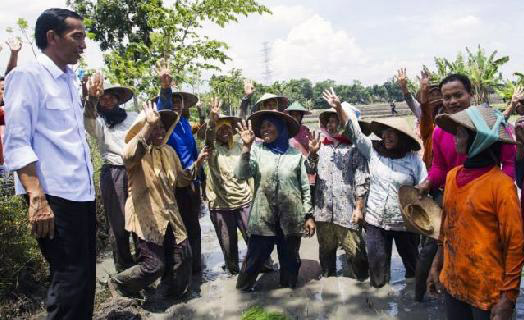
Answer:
[{"left": 94, "top": 211, "right": 524, "bottom": 320}]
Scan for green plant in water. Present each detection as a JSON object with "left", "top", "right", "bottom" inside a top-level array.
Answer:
[{"left": 241, "top": 306, "right": 289, "bottom": 320}]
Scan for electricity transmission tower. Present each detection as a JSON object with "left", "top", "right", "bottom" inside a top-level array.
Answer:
[{"left": 262, "top": 41, "right": 272, "bottom": 85}]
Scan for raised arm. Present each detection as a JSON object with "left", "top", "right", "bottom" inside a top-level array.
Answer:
[
  {"left": 503, "top": 86, "right": 524, "bottom": 120},
  {"left": 83, "top": 72, "right": 104, "bottom": 137},
  {"left": 305, "top": 131, "right": 321, "bottom": 174},
  {"left": 322, "top": 87, "right": 372, "bottom": 159},
  {"left": 123, "top": 101, "right": 158, "bottom": 168},
  {"left": 396, "top": 68, "right": 421, "bottom": 120},
  {"left": 238, "top": 80, "right": 255, "bottom": 119},
  {"left": 234, "top": 119, "right": 257, "bottom": 180},
  {"left": 4, "top": 38, "right": 22, "bottom": 76},
  {"left": 155, "top": 59, "right": 174, "bottom": 111}
]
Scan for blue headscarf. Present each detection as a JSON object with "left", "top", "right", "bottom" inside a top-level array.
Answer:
[
  {"left": 261, "top": 114, "right": 289, "bottom": 154},
  {"left": 465, "top": 106, "right": 505, "bottom": 157}
]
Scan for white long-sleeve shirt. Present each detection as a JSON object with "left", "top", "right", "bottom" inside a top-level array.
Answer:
[{"left": 4, "top": 54, "right": 95, "bottom": 201}]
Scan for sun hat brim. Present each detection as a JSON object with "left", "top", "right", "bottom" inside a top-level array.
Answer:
[{"left": 247, "top": 110, "right": 300, "bottom": 138}]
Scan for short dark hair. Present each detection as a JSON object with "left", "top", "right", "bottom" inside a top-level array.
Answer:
[
  {"left": 0, "top": 77, "right": 4, "bottom": 82},
  {"left": 439, "top": 73, "right": 472, "bottom": 94},
  {"left": 35, "top": 8, "right": 82, "bottom": 50}
]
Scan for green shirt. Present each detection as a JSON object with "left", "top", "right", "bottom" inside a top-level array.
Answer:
[
  {"left": 235, "top": 143, "right": 311, "bottom": 237},
  {"left": 206, "top": 141, "right": 252, "bottom": 210}
]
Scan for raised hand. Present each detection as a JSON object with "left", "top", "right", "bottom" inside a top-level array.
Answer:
[
  {"left": 511, "top": 86, "right": 524, "bottom": 109},
  {"left": 143, "top": 100, "right": 160, "bottom": 125},
  {"left": 209, "top": 97, "right": 222, "bottom": 123},
  {"left": 196, "top": 146, "right": 211, "bottom": 167},
  {"left": 418, "top": 70, "right": 431, "bottom": 104},
  {"left": 396, "top": 68, "right": 408, "bottom": 94},
  {"left": 87, "top": 71, "right": 104, "bottom": 97},
  {"left": 322, "top": 87, "right": 342, "bottom": 110},
  {"left": 155, "top": 58, "right": 173, "bottom": 89},
  {"left": 236, "top": 119, "right": 255, "bottom": 147},
  {"left": 308, "top": 131, "right": 322, "bottom": 154},
  {"left": 244, "top": 80, "right": 255, "bottom": 97},
  {"left": 6, "top": 37, "right": 22, "bottom": 52}
]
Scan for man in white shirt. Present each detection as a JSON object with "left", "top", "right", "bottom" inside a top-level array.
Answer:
[{"left": 3, "top": 9, "right": 95, "bottom": 320}]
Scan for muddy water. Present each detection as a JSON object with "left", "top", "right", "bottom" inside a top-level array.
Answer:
[{"left": 96, "top": 210, "right": 524, "bottom": 319}]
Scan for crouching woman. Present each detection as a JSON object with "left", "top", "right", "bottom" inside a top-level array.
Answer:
[
  {"left": 235, "top": 110, "right": 316, "bottom": 290},
  {"left": 109, "top": 102, "right": 208, "bottom": 299}
]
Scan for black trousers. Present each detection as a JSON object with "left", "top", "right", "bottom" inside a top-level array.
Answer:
[
  {"left": 113, "top": 226, "right": 192, "bottom": 298},
  {"left": 175, "top": 184, "right": 202, "bottom": 273},
  {"left": 238, "top": 229, "right": 301, "bottom": 289},
  {"left": 415, "top": 236, "right": 438, "bottom": 301},
  {"left": 364, "top": 223, "right": 419, "bottom": 288},
  {"left": 100, "top": 164, "right": 134, "bottom": 272},
  {"left": 37, "top": 195, "right": 96, "bottom": 320},
  {"left": 445, "top": 291, "right": 491, "bottom": 320}
]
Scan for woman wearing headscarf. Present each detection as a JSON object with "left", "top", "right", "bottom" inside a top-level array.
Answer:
[
  {"left": 84, "top": 72, "right": 137, "bottom": 272},
  {"left": 234, "top": 110, "right": 315, "bottom": 290},
  {"left": 427, "top": 106, "right": 524, "bottom": 320},
  {"left": 323, "top": 88, "right": 427, "bottom": 288},
  {"left": 306, "top": 107, "right": 369, "bottom": 279},
  {"left": 204, "top": 98, "right": 253, "bottom": 275},
  {"left": 154, "top": 64, "right": 205, "bottom": 273},
  {"left": 109, "top": 102, "right": 208, "bottom": 299}
]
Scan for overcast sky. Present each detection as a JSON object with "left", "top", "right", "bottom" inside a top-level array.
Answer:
[{"left": 1, "top": 0, "right": 523, "bottom": 87}]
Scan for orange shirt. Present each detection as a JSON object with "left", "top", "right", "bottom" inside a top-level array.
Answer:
[
  {"left": 419, "top": 101, "right": 434, "bottom": 169},
  {"left": 440, "top": 166, "right": 524, "bottom": 309}
]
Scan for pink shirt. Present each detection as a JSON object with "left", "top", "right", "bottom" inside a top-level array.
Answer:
[{"left": 428, "top": 127, "right": 515, "bottom": 188}]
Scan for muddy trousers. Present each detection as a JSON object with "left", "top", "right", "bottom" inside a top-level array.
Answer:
[
  {"left": 445, "top": 291, "right": 491, "bottom": 320},
  {"left": 100, "top": 164, "right": 134, "bottom": 273},
  {"left": 209, "top": 206, "right": 250, "bottom": 274},
  {"left": 113, "top": 226, "right": 192, "bottom": 297},
  {"left": 316, "top": 222, "right": 369, "bottom": 279},
  {"left": 415, "top": 236, "right": 438, "bottom": 301},
  {"left": 37, "top": 196, "right": 96, "bottom": 320},
  {"left": 175, "top": 185, "right": 202, "bottom": 273},
  {"left": 237, "top": 230, "right": 301, "bottom": 289},
  {"left": 364, "top": 224, "right": 419, "bottom": 288}
]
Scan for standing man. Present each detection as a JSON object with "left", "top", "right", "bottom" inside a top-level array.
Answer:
[{"left": 3, "top": 9, "right": 96, "bottom": 320}]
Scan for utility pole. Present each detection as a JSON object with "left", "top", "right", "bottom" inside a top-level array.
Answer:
[{"left": 262, "top": 41, "right": 272, "bottom": 85}]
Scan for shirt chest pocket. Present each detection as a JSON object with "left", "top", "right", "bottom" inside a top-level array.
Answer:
[
  {"left": 42, "top": 96, "right": 74, "bottom": 131},
  {"left": 45, "top": 96, "right": 72, "bottom": 110}
]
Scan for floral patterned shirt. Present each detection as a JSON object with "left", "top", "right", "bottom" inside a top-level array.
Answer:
[{"left": 306, "top": 142, "right": 369, "bottom": 230}]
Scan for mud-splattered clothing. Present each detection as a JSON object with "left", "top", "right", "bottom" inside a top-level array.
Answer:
[
  {"left": 440, "top": 166, "right": 524, "bottom": 310},
  {"left": 316, "top": 221, "right": 368, "bottom": 278},
  {"left": 419, "top": 101, "right": 435, "bottom": 170},
  {"left": 206, "top": 141, "right": 252, "bottom": 210},
  {"left": 123, "top": 130, "right": 194, "bottom": 246},
  {"left": 306, "top": 142, "right": 369, "bottom": 230},
  {"left": 235, "top": 143, "right": 311, "bottom": 237},
  {"left": 342, "top": 113, "right": 427, "bottom": 231}
]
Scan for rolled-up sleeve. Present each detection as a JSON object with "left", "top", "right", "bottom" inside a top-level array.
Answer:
[{"left": 3, "top": 69, "right": 39, "bottom": 171}]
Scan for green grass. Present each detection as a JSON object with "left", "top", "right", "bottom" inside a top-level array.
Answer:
[{"left": 241, "top": 306, "right": 289, "bottom": 320}]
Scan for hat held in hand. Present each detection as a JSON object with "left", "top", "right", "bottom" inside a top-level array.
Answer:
[{"left": 398, "top": 185, "right": 442, "bottom": 239}]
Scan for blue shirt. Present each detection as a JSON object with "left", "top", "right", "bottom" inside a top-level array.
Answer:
[{"left": 155, "top": 87, "right": 198, "bottom": 169}]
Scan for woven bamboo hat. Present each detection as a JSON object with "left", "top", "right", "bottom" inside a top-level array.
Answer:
[
  {"left": 254, "top": 93, "right": 289, "bottom": 112},
  {"left": 398, "top": 185, "right": 442, "bottom": 239},
  {"left": 248, "top": 110, "right": 300, "bottom": 138},
  {"left": 125, "top": 110, "right": 179, "bottom": 144},
  {"left": 319, "top": 108, "right": 372, "bottom": 136},
  {"left": 285, "top": 101, "right": 311, "bottom": 115},
  {"left": 369, "top": 118, "right": 421, "bottom": 151},
  {"left": 103, "top": 86, "right": 134, "bottom": 105},
  {"left": 434, "top": 105, "right": 517, "bottom": 145},
  {"left": 151, "top": 91, "right": 199, "bottom": 109}
]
